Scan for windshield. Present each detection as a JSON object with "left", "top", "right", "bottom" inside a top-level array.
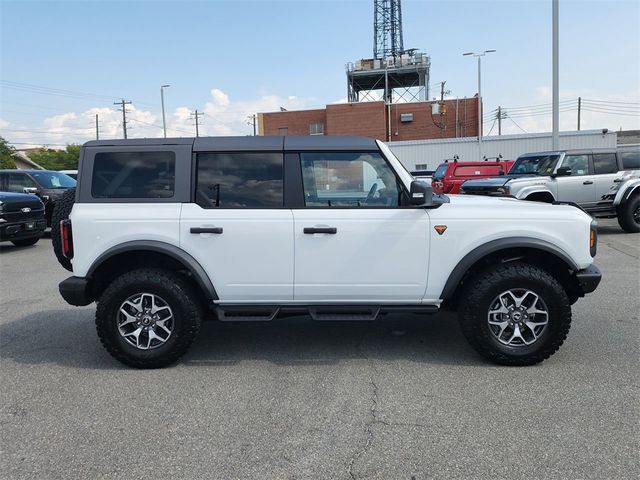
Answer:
[
  {"left": 432, "top": 164, "right": 448, "bottom": 180},
  {"left": 31, "top": 171, "right": 77, "bottom": 189},
  {"left": 510, "top": 155, "right": 560, "bottom": 175}
]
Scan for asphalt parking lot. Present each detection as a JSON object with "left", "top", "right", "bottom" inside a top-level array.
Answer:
[{"left": 1, "top": 219, "right": 638, "bottom": 480}]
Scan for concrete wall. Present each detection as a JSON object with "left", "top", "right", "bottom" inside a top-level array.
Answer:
[{"left": 388, "top": 130, "right": 618, "bottom": 171}]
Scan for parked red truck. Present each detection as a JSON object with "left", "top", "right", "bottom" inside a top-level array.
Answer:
[{"left": 431, "top": 158, "right": 514, "bottom": 194}]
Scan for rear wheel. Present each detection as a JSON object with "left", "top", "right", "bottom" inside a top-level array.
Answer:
[
  {"left": 458, "top": 262, "right": 572, "bottom": 366},
  {"left": 95, "top": 268, "right": 202, "bottom": 368},
  {"left": 11, "top": 237, "right": 40, "bottom": 247},
  {"left": 617, "top": 193, "right": 640, "bottom": 233}
]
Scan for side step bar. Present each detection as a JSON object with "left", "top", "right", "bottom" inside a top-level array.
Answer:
[{"left": 215, "top": 304, "right": 439, "bottom": 322}]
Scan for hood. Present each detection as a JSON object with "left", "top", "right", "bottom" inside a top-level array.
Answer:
[
  {"left": 0, "top": 191, "right": 44, "bottom": 204},
  {"left": 461, "top": 174, "right": 536, "bottom": 189}
]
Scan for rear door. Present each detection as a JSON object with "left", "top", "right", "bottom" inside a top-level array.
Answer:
[
  {"left": 555, "top": 153, "right": 596, "bottom": 206},
  {"left": 291, "top": 150, "right": 430, "bottom": 303},
  {"left": 592, "top": 152, "right": 622, "bottom": 201},
  {"left": 180, "top": 151, "right": 294, "bottom": 303}
]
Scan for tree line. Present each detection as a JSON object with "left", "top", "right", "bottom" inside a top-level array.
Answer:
[{"left": 0, "top": 136, "right": 80, "bottom": 171}]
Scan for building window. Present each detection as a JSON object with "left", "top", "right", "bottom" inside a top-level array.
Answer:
[
  {"left": 309, "top": 123, "right": 324, "bottom": 136},
  {"left": 278, "top": 127, "right": 288, "bottom": 136},
  {"left": 415, "top": 163, "right": 429, "bottom": 170}
]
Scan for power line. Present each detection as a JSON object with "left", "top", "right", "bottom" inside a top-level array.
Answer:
[{"left": 507, "top": 116, "right": 528, "bottom": 133}]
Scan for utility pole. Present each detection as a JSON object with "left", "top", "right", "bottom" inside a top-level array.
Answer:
[
  {"left": 247, "top": 114, "right": 257, "bottom": 136},
  {"left": 438, "top": 81, "right": 450, "bottom": 135},
  {"left": 114, "top": 99, "right": 132, "bottom": 139},
  {"left": 95, "top": 114, "right": 99, "bottom": 140},
  {"left": 577, "top": 96, "right": 581, "bottom": 131},
  {"left": 497, "top": 106, "right": 502, "bottom": 135},
  {"left": 552, "top": 0, "right": 559, "bottom": 149},
  {"left": 190, "top": 110, "right": 204, "bottom": 137}
]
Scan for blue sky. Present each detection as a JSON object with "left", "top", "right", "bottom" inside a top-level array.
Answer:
[{"left": 1, "top": 0, "right": 638, "bottom": 146}]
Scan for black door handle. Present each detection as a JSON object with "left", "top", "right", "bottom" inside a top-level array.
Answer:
[
  {"left": 304, "top": 227, "right": 337, "bottom": 234},
  {"left": 613, "top": 178, "right": 623, "bottom": 183},
  {"left": 190, "top": 227, "right": 223, "bottom": 234},
  {"left": 583, "top": 180, "right": 593, "bottom": 185}
]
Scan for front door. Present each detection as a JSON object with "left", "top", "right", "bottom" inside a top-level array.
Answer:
[
  {"left": 555, "top": 153, "right": 596, "bottom": 206},
  {"left": 292, "top": 151, "right": 430, "bottom": 303},
  {"left": 180, "top": 151, "right": 294, "bottom": 303}
]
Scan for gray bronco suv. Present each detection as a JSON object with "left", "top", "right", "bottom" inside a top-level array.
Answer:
[{"left": 460, "top": 146, "right": 640, "bottom": 233}]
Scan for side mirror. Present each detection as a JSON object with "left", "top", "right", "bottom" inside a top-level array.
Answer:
[
  {"left": 410, "top": 180, "right": 433, "bottom": 206},
  {"left": 23, "top": 187, "right": 39, "bottom": 195},
  {"left": 553, "top": 166, "right": 572, "bottom": 178}
]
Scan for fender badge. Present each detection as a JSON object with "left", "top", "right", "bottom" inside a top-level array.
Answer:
[{"left": 434, "top": 225, "right": 447, "bottom": 235}]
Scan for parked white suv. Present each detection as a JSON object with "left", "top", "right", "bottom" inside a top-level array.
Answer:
[
  {"left": 54, "top": 136, "right": 601, "bottom": 368},
  {"left": 460, "top": 146, "right": 640, "bottom": 233}
]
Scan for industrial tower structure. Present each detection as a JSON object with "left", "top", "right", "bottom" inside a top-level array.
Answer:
[
  {"left": 347, "top": 0, "right": 430, "bottom": 104},
  {"left": 373, "top": 0, "right": 403, "bottom": 59}
]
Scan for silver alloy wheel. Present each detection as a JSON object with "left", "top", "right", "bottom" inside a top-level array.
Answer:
[
  {"left": 117, "top": 293, "right": 174, "bottom": 350},
  {"left": 634, "top": 204, "right": 640, "bottom": 224},
  {"left": 487, "top": 288, "right": 549, "bottom": 346}
]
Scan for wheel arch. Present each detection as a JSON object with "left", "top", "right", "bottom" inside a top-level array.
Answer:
[
  {"left": 520, "top": 189, "right": 556, "bottom": 203},
  {"left": 613, "top": 180, "right": 640, "bottom": 206},
  {"left": 440, "top": 238, "right": 581, "bottom": 306},
  {"left": 87, "top": 241, "right": 218, "bottom": 302}
]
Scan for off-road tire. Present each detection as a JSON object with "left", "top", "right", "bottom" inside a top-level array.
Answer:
[
  {"left": 458, "top": 262, "right": 572, "bottom": 366},
  {"left": 617, "top": 193, "right": 640, "bottom": 233},
  {"left": 96, "top": 268, "right": 202, "bottom": 368},
  {"left": 11, "top": 237, "right": 40, "bottom": 247},
  {"left": 51, "top": 188, "right": 76, "bottom": 271}
]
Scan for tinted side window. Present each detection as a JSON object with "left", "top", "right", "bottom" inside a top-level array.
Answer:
[
  {"left": 91, "top": 151, "right": 175, "bottom": 199},
  {"left": 620, "top": 151, "right": 640, "bottom": 170},
  {"left": 7, "top": 173, "right": 37, "bottom": 192},
  {"left": 592, "top": 153, "right": 618, "bottom": 174},
  {"left": 301, "top": 152, "right": 402, "bottom": 207},
  {"left": 196, "top": 152, "right": 283, "bottom": 208},
  {"left": 561, "top": 154, "right": 590, "bottom": 176}
]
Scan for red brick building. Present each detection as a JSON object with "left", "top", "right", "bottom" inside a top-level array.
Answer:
[{"left": 258, "top": 97, "right": 480, "bottom": 142}]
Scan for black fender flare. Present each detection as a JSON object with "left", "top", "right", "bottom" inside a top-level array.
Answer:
[
  {"left": 86, "top": 240, "right": 218, "bottom": 300},
  {"left": 440, "top": 237, "right": 579, "bottom": 300}
]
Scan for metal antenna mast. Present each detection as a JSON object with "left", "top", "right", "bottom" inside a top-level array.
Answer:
[{"left": 373, "top": 0, "right": 404, "bottom": 59}]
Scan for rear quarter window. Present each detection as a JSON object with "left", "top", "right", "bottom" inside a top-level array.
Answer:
[
  {"left": 620, "top": 150, "right": 640, "bottom": 170},
  {"left": 432, "top": 164, "right": 448, "bottom": 180},
  {"left": 91, "top": 151, "right": 176, "bottom": 199}
]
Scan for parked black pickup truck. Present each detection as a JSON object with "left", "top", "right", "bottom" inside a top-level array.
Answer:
[{"left": 0, "top": 191, "right": 47, "bottom": 246}]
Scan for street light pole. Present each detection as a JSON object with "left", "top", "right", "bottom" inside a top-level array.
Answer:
[
  {"left": 463, "top": 50, "right": 495, "bottom": 160},
  {"left": 160, "top": 84, "right": 170, "bottom": 138},
  {"left": 552, "top": 0, "right": 559, "bottom": 149}
]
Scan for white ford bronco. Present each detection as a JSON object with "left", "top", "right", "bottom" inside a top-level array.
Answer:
[
  {"left": 54, "top": 136, "right": 601, "bottom": 368},
  {"left": 460, "top": 146, "right": 640, "bottom": 233}
]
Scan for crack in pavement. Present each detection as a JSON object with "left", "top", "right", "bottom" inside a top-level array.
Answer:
[
  {"left": 347, "top": 371, "right": 379, "bottom": 480},
  {"left": 603, "top": 242, "right": 639, "bottom": 259}
]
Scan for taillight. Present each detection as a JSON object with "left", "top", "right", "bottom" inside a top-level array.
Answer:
[
  {"left": 589, "top": 220, "right": 597, "bottom": 257},
  {"left": 60, "top": 219, "right": 74, "bottom": 259}
]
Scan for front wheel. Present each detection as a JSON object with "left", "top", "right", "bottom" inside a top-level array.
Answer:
[
  {"left": 95, "top": 269, "right": 203, "bottom": 368},
  {"left": 458, "top": 262, "right": 572, "bottom": 366},
  {"left": 617, "top": 194, "right": 640, "bottom": 233}
]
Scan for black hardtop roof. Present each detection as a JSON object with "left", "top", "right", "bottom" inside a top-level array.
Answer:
[{"left": 83, "top": 135, "right": 379, "bottom": 152}]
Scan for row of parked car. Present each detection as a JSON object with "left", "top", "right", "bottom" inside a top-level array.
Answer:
[
  {"left": 0, "top": 169, "right": 77, "bottom": 246},
  {"left": 415, "top": 145, "right": 640, "bottom": 233}
]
